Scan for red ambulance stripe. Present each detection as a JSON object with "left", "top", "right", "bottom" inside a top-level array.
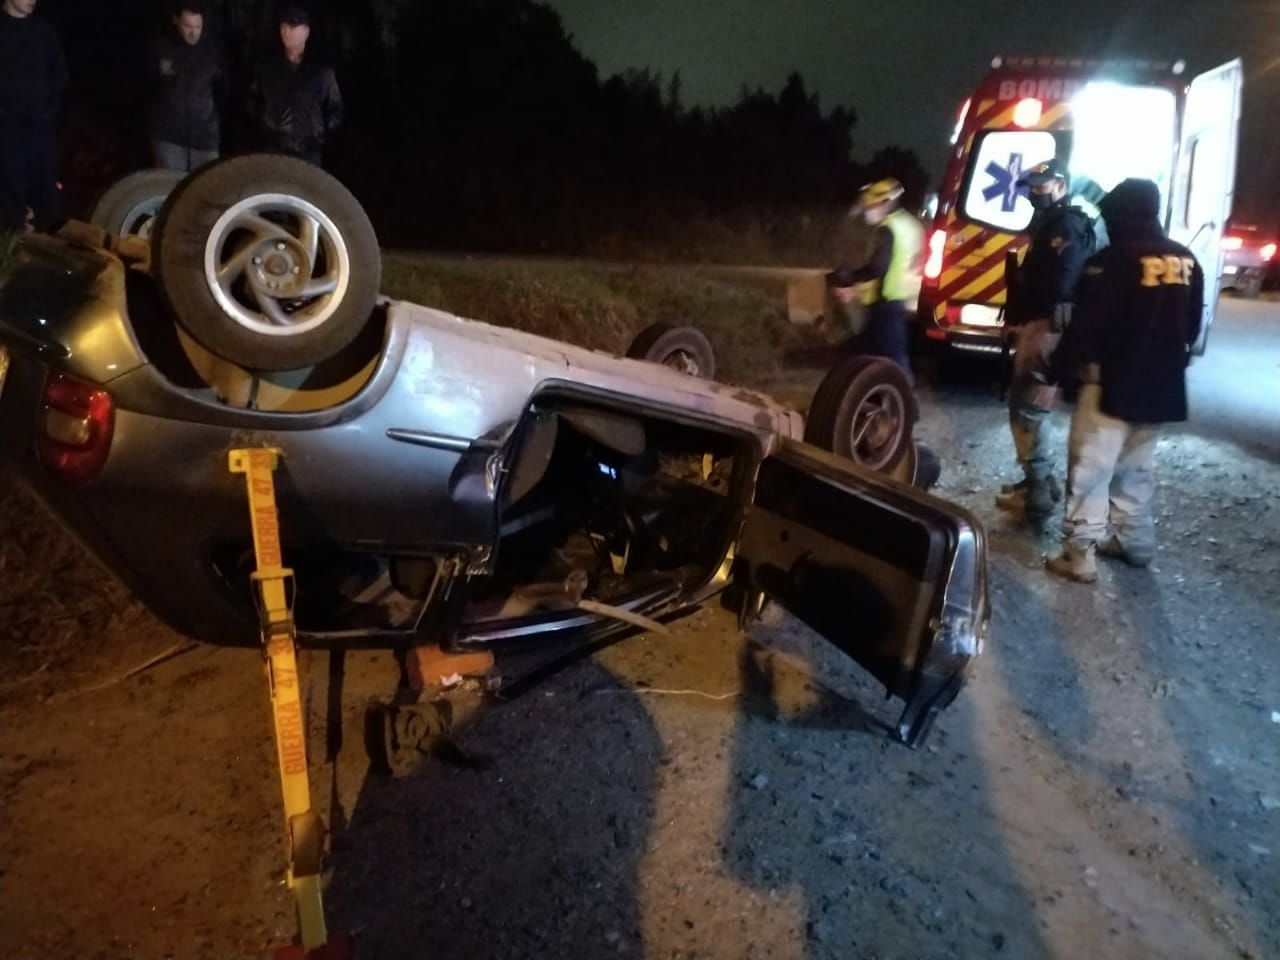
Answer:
[
  {"left": 941, "top": 238, "right": 1005, "bottom": 290},
  {"left": 971, "top": 98, "right": 1004, "bottom": 127},
  {"left": 965, "top": 274, "right": 1010, "bottom": 305},
  {"left": 945, "top": 230, "right": 993, "bottom": 266},
  {"left": 1040, "top": 101, "right": 1072, "bottom": 130},
  {"left": 950, "top": 233, "right": 1015, "bottom": 275},
  {"left": 937, "top": 240, "right": 1018, "bottom": 301}
]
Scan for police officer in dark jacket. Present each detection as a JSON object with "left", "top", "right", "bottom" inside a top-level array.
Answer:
[
  {"left": 249, "top": 5, "right": 342, "bottom": 166},
  {"left": 0, "top": 0, "right": 67, "bottom": 231},
  {"left": 149, "top": 2, "right": 224, "bottom": 171},
  {"left": 1044, "top": 178, "right": 1203, "bottom": 583},
  {"left": 996, "top": 157, "right": 1094, "bottom": 517}
]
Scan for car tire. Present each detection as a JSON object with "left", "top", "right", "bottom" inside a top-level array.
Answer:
[
  {"left": 804, "top": 355, "right": 917, "bottom": 474},
  {"left": 152, "top": 154, "right": 380, "bottom": 372},
  {"left": 912, "top": 440, "right": 942, "bottom": 490},
  {"left": 90, "top": 168, "right": 185, "bottom": 239},
  {"left": 627, "top": 323, "right": 716, "bottom": 379},
  {"left": 1237, "top": 275, "right": 1262, "bottom": 299}
]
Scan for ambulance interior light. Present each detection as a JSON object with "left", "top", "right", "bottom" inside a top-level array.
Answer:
[{"left": 1069, "top": 82, "right": 1178, "bottom": 210}]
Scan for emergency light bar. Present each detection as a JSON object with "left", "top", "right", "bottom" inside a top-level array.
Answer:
[{"left": 990, "top": 56, "right": 1186, "bottom": 75}]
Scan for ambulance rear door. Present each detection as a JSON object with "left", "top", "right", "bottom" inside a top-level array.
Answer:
[{"left": 1170, "top": 59, "right": 1243, "bottom": 355}]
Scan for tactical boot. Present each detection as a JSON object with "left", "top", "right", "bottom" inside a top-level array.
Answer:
[
  {"left": 995, "top": 475, "right": 1061, "bottom": 514},
  {"left": 994, "top": 480, "right": 1029, "bottom": 512},
  {"left": 1045, "top": 542, "right": 1098, "bottom": 584},
  {"left": 1098, "top": 536, "right": 1152, "bottom": 568}
]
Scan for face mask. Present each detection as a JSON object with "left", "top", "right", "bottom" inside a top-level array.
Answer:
[
  {"left": 863, "top": 204, "right": 888, "bottom": 226},
  {"left": 1028, "top": 192, "right": 1054, "bottom": 212}
]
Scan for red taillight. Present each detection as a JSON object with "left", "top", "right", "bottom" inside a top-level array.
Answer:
[
  {"left": 1261, "top": 242, "right": 1277, "bottom": 262},
  {"left": 1222, "top": 236, "right": 1244, "bottom": 251},
  {"left": 38, "top": 373, "right": 114, "bottom": 486},
  {"left": 924, "top": 229, "right": 947, "bottom": 281}
]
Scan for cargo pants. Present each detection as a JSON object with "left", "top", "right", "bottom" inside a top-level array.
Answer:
[
  {"left": 1061, "top": 383, "right": 1159, "bottom": 560},
  {"left": 1007, "top": 318, "right": 1060, "bottom": 489}
]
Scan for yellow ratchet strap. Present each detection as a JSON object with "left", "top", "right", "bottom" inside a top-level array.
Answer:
[{"left": 229, "top": 448, "right": 328, "bottom": 951}]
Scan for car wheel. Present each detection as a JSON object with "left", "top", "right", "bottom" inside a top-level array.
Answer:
[
  {"left": 1238, "top": 275, "right": 1262, "bottom": 299},
  {"left": 151, "top": 154, "right": 380, "bottom": 372},
  {"left": 90, "top": 169, "right": 185, "bottom": 239},
  {"left": 805, "top": 355, "right": 917, "bottom": 473},
  {"left": 910, "top": 440, "right": 942, "bottom": 490},
  {"left": 627, "top": 323, "right": 716, "bottom": 379}
]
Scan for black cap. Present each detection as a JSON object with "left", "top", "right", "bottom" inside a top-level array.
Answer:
[
  {"left": 278, "top": 3, "right": 310, "bottom": 26},
  {"left": 1099, "top": 178, "right": 1161, "bottom": 224},
  {"left": 1017, "top": 157, "right": 1068, "bottom": 188}
]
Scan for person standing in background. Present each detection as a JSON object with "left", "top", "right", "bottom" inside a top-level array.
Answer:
[
  {"left": 0, "top": 0, "right": 68, "bottom": 231},
  {"left": 825, "top": 178, "right": 924, "bottom": 381},
  {"left": 994, "top": 158, "right": 1095, "bottom": 519},
  {"left": 149, "top": 1, "right": 224, "bottom": 172},
  {"left": 1044, "top": 178, "right": 1203, "bottom": 584},
  {"left": 249, "top": 4, "right": 341, "bottom": 166}
]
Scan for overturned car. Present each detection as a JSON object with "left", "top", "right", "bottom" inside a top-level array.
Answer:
[{"left": 0, "top": 155, "right": 987, "bottom": 746}]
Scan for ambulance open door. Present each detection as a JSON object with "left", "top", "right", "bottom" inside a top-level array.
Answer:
[{"left": 1170, "top": 59, "right": 1243, "bottom": 355}]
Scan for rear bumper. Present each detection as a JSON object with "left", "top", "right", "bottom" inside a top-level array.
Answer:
[
  {"left": 1221, "top": 265, "right": 1263, "bottom": 281},
  {"left": 918, "top": 322, "right": 1005, "bottom": 355},
  {"left": 916, "top": 293, "right": 1005, "bottom": 354}
]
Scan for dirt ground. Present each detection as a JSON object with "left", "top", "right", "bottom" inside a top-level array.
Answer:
[{"left": 2, "top": 356, "right": 1278, "bottom": 960}]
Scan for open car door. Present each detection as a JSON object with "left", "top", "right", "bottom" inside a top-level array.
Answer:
[
  {"left": 737, "top": 440, "right": 988, "bottom": 748},
  {"left": 1170, "top": 58, "right": 1243, "bottom": 356}
]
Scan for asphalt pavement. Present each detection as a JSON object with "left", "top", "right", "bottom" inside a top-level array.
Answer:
[{"left": 1182, "top": 295, "right": 1280, "bottom": 461}]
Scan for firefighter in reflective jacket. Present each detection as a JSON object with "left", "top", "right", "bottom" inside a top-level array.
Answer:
[
  {"left": 1044, "top": 178, "right": 1203, "bottom": 583},
  {"left": 826, "top": 178, "right": 924, "bottom": 380},
  {"left": 996, "top": 157, "right": 1095, "bottom": 517}
]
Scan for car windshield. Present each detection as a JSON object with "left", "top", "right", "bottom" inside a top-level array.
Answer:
[{"left": 958, "top": 80, "right": 1178, "bottom": 234}]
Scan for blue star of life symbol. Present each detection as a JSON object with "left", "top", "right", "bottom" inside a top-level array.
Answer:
[{"left": 983, "top": 152, "right": 1029, "bottom": 212}]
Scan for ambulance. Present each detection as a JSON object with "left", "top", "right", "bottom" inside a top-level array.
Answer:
[{"left": 918, "top": 56, "right": 1243, "bottom": 356}]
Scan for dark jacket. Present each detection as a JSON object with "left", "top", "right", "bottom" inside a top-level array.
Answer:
[
  {"left": 250, "top": 51, "right": 342, "bottom": 159},
  {"left": 828, "top": 226, "right": 891, "bottom": 288},
  {"left": 1004, "top": 201, "right": 1094, "bottom": 327},
  {"left": 1052, "top": 222, "right": 1203, "bottom": 423},
  {"left": 0, "top": 10, "right": 67, "bottom": 120},
  {"left": 148, "top": 30, "right": 223, "bottom": 151}
]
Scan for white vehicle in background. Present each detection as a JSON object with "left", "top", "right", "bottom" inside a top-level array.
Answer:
[{"left": 918, "top": 56, "right": 1243, "bottom": 356}]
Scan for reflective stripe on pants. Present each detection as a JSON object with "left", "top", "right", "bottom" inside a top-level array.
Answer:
[{"left": 1062, "top": 383, "right": 1159, "bottom": 556}]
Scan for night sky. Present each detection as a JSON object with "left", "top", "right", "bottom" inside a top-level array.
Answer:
[{"left": 546, "top": 0, "right": 1280, "bottom": 225}]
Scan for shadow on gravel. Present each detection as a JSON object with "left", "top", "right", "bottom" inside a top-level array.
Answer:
[
  {"left": 719, "top": 622, "right": 1050, "bottom": 959},
  {"left": 1121, "top": 573, "right": 1280, "bottom": 955},
  {"left": 323, "top": 661, "right": 660, "bottom": 959},
  {"left": 986, "top": 554, "right": 1099, "bottom": 748},
  {"left": 986, "top": 549, "right": 1277, "bottom": 956}
]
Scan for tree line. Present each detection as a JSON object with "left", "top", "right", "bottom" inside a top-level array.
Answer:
[{"left": 49, "top": 0, "right": 929, "bottom": 259}]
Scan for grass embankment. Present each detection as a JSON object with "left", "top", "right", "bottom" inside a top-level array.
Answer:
[{"left": 380, "top": 254, "right": 805, "bottom": 388}]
